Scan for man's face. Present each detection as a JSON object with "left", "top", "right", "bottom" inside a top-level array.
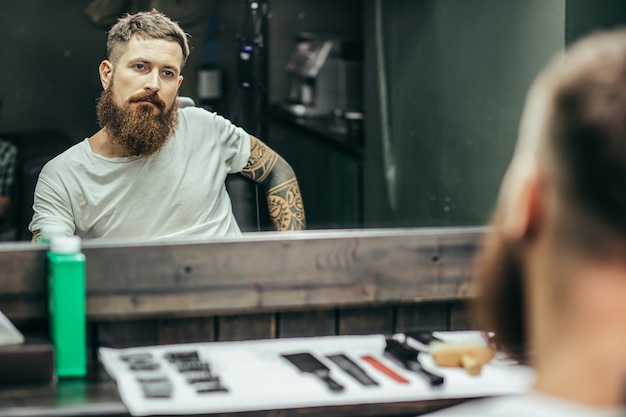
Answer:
[
  {"left": 97, "top": 36, "right": 184, "bottom": 156},
  {"left": 103, "top": 36, "right": 183, "bottom": 113}
]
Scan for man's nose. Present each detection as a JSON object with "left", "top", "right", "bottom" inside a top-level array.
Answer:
[{"left": 144, "top": 69, "right": 161, "bottom": 92}]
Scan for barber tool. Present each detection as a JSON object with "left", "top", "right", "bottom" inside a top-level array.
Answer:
[
  {"left": 135, "top": 372, "right": 169, "bottom": 383},
  {"left": 176, "top": 360, "right": 211, "bottom": 373},
  {"left": 405, "top": 331, "right": 442, "bottom": 347},
  {"left": 185, "top": 370, "right": 219, "bottom": 384},
  {"left": 193, "top": 378, "right": 228, "bottom": 394},
  {"left": 164, "top": 350, "right": 200, "bottom": 363},
  {"left": 129, "top": 361, "right": 161, "bottom": 371},
  {"left": 384, "top": 339, "right": 444, "bottom": 386},
  {"left": 119, "top": 352, "right": 161, "bottom": 371},
  {"left": 135, "top": 372, "right": 173, "bottom": 399},
  {"left": 120, "top": 352, "right": 153, "bottom": 362},
  {"left": 360, "top": 355, "right": 410, "bottom": 384},
  {"left": 326, "top": 354, "right": 378, "bottom": 386},
  {"left": 139, "top": 379, "right": 174, "bottom": 398},
  {"left": 282, "top": 352, "right": 344, "bottom": 392},
  {"left": 430, "top": 341, "right": 495, "bottom": 376}
]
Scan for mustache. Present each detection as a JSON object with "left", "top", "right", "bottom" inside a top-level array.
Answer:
[{"left": 128, "top": 91, "right": 166, "bottom": 112}]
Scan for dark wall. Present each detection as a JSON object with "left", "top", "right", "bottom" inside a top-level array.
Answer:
[
  {"left": 566, "top": 0, "right": 626, "bottom": 44},
  {"left": 0, "top": 1, "right": 106, "bottom": 141},
  {"left": 363, "top": 0, "right": 565, "bottom": 228}
]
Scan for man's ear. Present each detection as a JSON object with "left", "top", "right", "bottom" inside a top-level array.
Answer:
[
  {"left": 500, "top": 164, "right": 544, "bottom": 241},
  {"left": 99, "top": 60, "right": 113, "bottom": 90},
  {"left": 177, "top": 75, "right": 183, "bottom": 89}
]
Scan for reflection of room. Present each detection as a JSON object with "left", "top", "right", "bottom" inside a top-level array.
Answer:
[
  {"left": 0, "top": 0, "right": 366, "bottom": 239},
  {"left": 3, "top": 1, "right": 626, "bottom": 414}
]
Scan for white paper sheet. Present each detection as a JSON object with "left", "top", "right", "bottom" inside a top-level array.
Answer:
[
  {"left": 0, "top": 310, "right": 24, "bottom": 346},
  {"left": 99, "top": 333, "right": 534, "bottom": 416}
]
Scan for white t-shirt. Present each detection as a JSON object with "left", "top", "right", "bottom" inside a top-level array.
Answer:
[
  {"left": 29, "top": 107, "right": 251, "bottom": 240},
  {"left": 428, "top": 392, "right": 625, "bottom": 417}
]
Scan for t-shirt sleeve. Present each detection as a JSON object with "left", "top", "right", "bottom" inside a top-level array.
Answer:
[
  {"left": 208, "top": 111, "right": 251, "bottom": 174},
  {"left": 28, "top": 166, "right": 75, "bottom": 237}
]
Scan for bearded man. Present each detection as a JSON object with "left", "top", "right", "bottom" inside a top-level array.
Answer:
[
  {"left": 429, "top": 29, "right": 626, "bottom": 416},
  {"left": 29, "top": 10, "right": 305, "bottom": 241}
]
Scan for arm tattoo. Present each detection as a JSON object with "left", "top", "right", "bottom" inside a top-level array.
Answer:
[
  {"left": 32, "top": 229, "right": 42, "bottom": 243},
  {"left": 240, "top": 136, "right": 306, "bottom": 231},
  {"left": 267, "top": 178, "right": 306, "bottom": 231},
  {"left": 241, "top": 138, "right": 278, "bottom": 182}
]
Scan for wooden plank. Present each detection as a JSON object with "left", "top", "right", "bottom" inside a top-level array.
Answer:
[
  {"left": 338, "top": 306, "right": 394, "bottom": 335},
  {"left": 157, "top": 317, "right": 216, "bottom": 344},
  {"left": 0, "top": 242, "right": 47, "bottom": 323},
  {"left": 95, "top": 319, "right": 158, "bottom": 348},
  {"left": 217, "top": 314, "right": 276, "bottom": 341},
  {"left": 278, "top": 310, "right": 336, "bottom": 338},
  {"left": 0, "top": 228, "right": 484, "bottom": 321},
  {"left": 448, "top": 301, "right": 476, "bottom": 331},
  {"left": 0, "top": 373, "right": 466, "bottom": 417},
  {"left": 395, "top": 303, "right": 449, "bottom": 333}
]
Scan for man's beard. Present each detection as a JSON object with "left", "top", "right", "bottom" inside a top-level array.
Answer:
[
  {"left": 96, "top": 87, "right": 179, "bottom": 156},
  {"left": 473, "top": 211, "right": 527, "bottom": 363}
]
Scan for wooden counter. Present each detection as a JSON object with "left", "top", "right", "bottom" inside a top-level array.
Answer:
[
  {"left": 0, "top": 374, "right": 465, "bottom": 417},
  {"left": 0, "top": 227, "right": 486, "bottom": 417}
]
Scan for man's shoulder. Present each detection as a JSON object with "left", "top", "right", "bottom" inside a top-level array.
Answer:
[
  {"left": 177, "top": 106, "right": 238, "bottom": 130},
  {"left": 39, "top": 140, "right": 89, "bottom": 177},
  {"left": 178, "top": 106, "right": 212, "bottom": 122}
]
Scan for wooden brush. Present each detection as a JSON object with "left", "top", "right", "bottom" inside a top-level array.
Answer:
[{"left": 430, "top": 342, "right": 495, "bottom": 376}]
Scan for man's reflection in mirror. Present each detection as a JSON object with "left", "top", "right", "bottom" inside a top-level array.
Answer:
[{"left": 29, "top": 10, "right": 305, "bottom": 241}]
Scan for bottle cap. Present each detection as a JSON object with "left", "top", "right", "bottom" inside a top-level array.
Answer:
[{"left": 50, "top": 235, "right": 81, "bottom": 254}]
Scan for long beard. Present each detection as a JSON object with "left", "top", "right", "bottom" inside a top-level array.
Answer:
[
  {"left": 473, "top": 212, "right": 527, "bottom": 363},
  {"left": 96, "top": 87, "right": 179, "bottom": 156}
]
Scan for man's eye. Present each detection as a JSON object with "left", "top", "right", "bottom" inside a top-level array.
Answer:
[
  {"left": 163, "top": 70, "right": 175, "bottom": 78},
  {"left": 134, "top": 63, "right": 146, "bottom": 70}
]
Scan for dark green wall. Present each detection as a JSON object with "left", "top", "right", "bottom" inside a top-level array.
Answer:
[
  {"left": 566, "top": 0, "right": 626, "bottom": 44},
  {"left": 0, "top": 1, "right": 106, "bottom": 140},
  {"left": 363, "top": 0, "right": 565, "bottom": 228}
]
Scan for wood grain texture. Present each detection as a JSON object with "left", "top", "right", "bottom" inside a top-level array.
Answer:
[
  {"left": 278, "top": 310, "right": 336, "bottom": 338},
  {"left": 0, "top": 242, "right": 47, "bottom": 323},
  {"left": 0, "top": 228, "right": 484, "bottom": 322},
  {"left": 0, "top": 373, "right": 467, "bottom": 417},
  {"left": 338, "top": 306, "right": 394, "bottom": 335},
  {"left": 96, "top": 320, "right": 157, "bottom": 348},
  {"left": 217, "top": 314, "right": 276, "bottom": 341},
  {"left": 395, "top": 303, "right": 449, "bottom": 333},
  {"left": 448, "top": 301, "right": 477, "bottom": 331},
  {"left": 157, "top": 316, "right": 216, "bottom": 344}
]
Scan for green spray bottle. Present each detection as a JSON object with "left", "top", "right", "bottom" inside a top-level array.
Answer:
[{"left": 48, "top": 235, "right": 87, "bottom": 378}]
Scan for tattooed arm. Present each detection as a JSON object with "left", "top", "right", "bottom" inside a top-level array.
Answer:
[{"left": 240, "top": 136, "right": 306, "bottom": 231}]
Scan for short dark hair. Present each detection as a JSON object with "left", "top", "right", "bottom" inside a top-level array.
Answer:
[
  {"left": 107, "top": 10, "right": 190, "bottom": 66},
  {"left": 549, "top": 30, "right": 626, "bottom": 239}
]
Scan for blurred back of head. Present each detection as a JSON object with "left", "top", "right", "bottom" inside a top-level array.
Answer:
[{"left": 475, "top": 28, "right": 626, "bottom": 363}]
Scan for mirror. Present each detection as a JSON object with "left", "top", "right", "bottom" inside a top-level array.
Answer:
[{"left": 1, "top": 0, "right": 625, "bottom": 242}]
